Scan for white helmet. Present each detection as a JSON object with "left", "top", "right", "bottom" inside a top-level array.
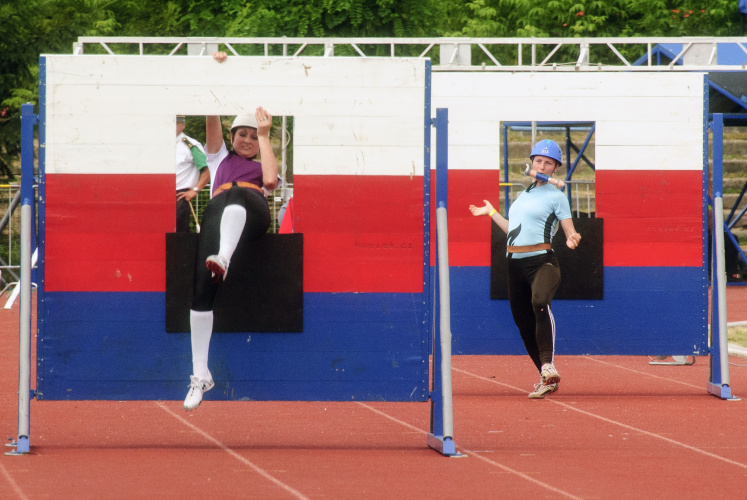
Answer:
[{"left": 231, "top": 115, "right": 258, "bottom": 133}]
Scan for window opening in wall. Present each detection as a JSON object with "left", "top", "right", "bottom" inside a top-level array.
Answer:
[
  {"left": 501, "top": 121, "right": 596, "bottom": 218},
  {"left": 177, "top": 114, "right": 294, "bottom": 234}
]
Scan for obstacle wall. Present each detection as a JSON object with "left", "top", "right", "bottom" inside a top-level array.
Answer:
[
  {"left": 37, "top": 55, "right": 431, "bottom": 401},
  {"left": 431, "top": 72, "right": 708, "bottom": 355}
]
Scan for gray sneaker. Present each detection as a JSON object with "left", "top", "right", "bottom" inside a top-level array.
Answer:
[
  {"left": 540, "top": 363, "right": 561, "bottom": 385},
  {"left": 529, "top": 382, "right": 558, "bottom": 399},
  {"left": 183, "top": 374, "right": 215, "bottom": 411},
  {"left": 206, "top": 254, "right": 229, "bottom": 282}
]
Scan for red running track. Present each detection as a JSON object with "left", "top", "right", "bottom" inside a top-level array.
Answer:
[{"left": 1, "top": 293, "right": 746, "bottom": 499}]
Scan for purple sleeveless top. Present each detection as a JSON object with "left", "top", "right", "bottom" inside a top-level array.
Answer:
[{"left": 211, "top": 153, "right": 263, "bottom": 196}]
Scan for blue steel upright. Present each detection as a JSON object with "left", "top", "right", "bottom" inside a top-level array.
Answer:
[
  {"left": 708, "top": 113, "right": 738, "bottom": 400},
  {"left": 427, "top": 108, "right": 459, "bottom": 456},
  {"left": 7, "top": 103, "right": 38, "bottom": 455}
]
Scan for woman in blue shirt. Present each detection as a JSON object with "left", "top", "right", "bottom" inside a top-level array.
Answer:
[{"left": 470, "top": 139, "right": 581, "bottom": 399}]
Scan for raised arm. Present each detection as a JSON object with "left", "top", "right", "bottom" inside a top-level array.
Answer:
[
  {"left": 469, "top": 199, "right": 509, "bottom": 234},
  {"left": 205, "top": 116, "right": 224, "bottom": 154},
  {"left": 255, "top": 107, "right": 278, "bottom": 191},
  {"left": 205, "top": 52, "right": 230, "bottom": 155}
]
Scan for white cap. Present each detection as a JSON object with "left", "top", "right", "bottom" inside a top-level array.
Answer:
[{"left": 231, "top": 115, "right": 258, "bottom": 133}]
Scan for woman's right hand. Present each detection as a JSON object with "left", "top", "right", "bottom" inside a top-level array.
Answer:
[
  {"left": 469, "top": 200, "right": 494, "bottom": 217},
  {"left": 255, "top": 107, "right": 272, "bottom": 137},
  {"left": 213, "top": 51, "right": 227, "bottom": 63}
]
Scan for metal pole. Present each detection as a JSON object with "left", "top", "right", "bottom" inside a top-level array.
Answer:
[
  {"left": 707, "top": 113, "right": 736, "bottom": 400},
  {"left": 713, "top": 196, "right": 730, "bottom": 387},
  {"left": 436, "top": 206, "right": 453, "bottom": 439},
  {"left": 427, "top": 108, "right": 457, "bottom": 456},
  {"left": 712, "top": 113, "right": 729, "bottom": 388},
  {"left": 8, "top": 103, "right": 36, "bottom": 455}
]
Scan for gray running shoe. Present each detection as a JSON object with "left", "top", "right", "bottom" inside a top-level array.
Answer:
[{"left": 529, "top": 382, "right": 558, "bottom": 399}]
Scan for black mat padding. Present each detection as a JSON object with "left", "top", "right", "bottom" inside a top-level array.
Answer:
[
  {"left": 166, "top": 232, "right": 303, "bottom": 332},
  {"left": 490, "top": 217, "right": 603, "bottom": 300}
]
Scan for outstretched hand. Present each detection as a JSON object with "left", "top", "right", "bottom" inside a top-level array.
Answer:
[{"left": 469, "top": 200, "right": 494, "bottom": 217}]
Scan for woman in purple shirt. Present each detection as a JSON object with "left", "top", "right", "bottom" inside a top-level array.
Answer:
[{"left": 183, "top": 55, "right": 279, "bottom": 411}]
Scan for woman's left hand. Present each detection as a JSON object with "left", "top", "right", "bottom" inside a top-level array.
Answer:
[
  {"left": 566, "top": 232, "right": 582, "bottom": 249},
  {"left": 255, "top": 107, "right": 272, "bottom": 137}
]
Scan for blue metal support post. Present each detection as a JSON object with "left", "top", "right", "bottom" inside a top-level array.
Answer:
[
  {"left": 427, "top": 108, "right": 459, "bottom": 456},
  {"left": 7, "top": 103, "right": 37, "bottom": 455},
  {"left": 707, "top": 113, "right": 739, "bottom": 400}
]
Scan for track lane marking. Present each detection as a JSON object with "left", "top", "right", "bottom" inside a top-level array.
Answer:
[
  {"left": 155, "top": 402, "right": 309, "bottom": 500},
  {"left": 0, "top": 460, "right": 28, "bottom": 500},
  {"left": 356, "top": 402, "right": 582, "bottom": 500},
  {"left": 452, "top": 367, "right": 747, "bottom": 470}
]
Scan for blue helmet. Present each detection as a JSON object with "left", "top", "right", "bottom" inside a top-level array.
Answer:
[{"left": 529, "top": 139, "right": 562, "bottom": 166}]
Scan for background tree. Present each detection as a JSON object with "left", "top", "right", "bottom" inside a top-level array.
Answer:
[{"left": 0, "top": 0, "right": 743, "bottom": 180}]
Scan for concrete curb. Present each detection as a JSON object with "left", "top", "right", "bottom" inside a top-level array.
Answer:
[
  {"left": 728, "top": 343, "right": 747, "bottom": 358},
  {"left": 728, "top": 321, "right": 747, "bottom": 358}
]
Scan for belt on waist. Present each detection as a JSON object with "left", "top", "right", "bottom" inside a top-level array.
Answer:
[
  {"left": 213, "top": 181, "right": 263, "bottom": 197},
  {"left": 506, "top": 243, "right": 552, "bottom": 253}
]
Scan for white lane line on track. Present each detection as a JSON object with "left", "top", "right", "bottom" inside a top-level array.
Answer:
[
  {"left": 356, "top": 402, "right": 582, "bottom": 500},
  {"left": 0, "top": 460, "right": 28, "bottom": 500},
  {"left": 452, "top": 367, "right": 747, "bottom": 470},
  {"left": 581, "top": 357, "right": 703, "bottom": 389},
  {"left": 155, "top": 402, "right": 309, "bottom": 500}
]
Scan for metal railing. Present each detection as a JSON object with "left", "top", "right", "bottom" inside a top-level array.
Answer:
[
  {"left": 0, "top": 184, "right": 23, "bottom": 288},
  {"left": 72, "top": 36, "right": 747, "bottom": 72}
]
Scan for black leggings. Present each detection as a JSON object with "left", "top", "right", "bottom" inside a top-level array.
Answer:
[
  {"left": 506, "top": 252, "right": 561, "bottom": 372},
  {"left": 191, "top": 186, "right": 270, "bottom": 311}
]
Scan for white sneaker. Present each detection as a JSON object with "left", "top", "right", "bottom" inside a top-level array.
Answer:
[
  {"left": 529, "top": 382, "right": 558, "bottom": 399},
  {"left": 540, "top": 363, "right": 561, "bottom": 385},
  {"left": 183, "top": 374, "right": 215, "bottom": 411},
  {"left": 206, "top": 255, "right": 229, "bottom": 281}
]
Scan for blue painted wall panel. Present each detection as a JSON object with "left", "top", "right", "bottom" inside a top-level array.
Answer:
[
  {"left": 36, "top": 264, "right": 708, "bottom": 400},
  {"left": 37, "top": 292, "right": 429, "bottom": 401},
  {"left": 449, "top": 266, "right": 708, "bottom": 356}
]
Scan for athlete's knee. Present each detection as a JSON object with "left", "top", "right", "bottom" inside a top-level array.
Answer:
[{"left": 531, "top": 296, "right": 551, "bottom": 315}]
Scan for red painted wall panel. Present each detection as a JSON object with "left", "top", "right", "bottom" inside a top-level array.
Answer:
[
  {"left": 429, "top": 169, "right": 501, "bottom": 267},
  {"left": 44, "top": 174, "right": 174, "bottom": 291},
  {"left": 596, "top": 170, "right": 703, "bottom": 266},
  {"left": 293, "top": 175, "right": 424, "bottom": 292},
  {"left": 43, "top": 167, "right": 702, "bottom": 293}
]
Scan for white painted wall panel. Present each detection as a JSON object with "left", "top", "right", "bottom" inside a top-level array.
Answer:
[
  {"left": 43, "top": 55, "right": 427, "bottom": 175},
  {"left": 435, "top": 72, "right": 703, "bottom": 98},
  {"left": 427, "top": 118, "right": 501, "bottom": 170},
  {"left": 595, "top": 121, "right": 702, "bottom": 147},
  {"left": 52, "top": 144, "right": 172, "bottom": 174},
  {"left": 432, "top": 72, "right": 705, "bottom": 172},
  {"left": 595, "top": 144, "right": 704, "bottom": 171},
  {"left": 49, "top": 85, "right": 424, "bottom": 118},
  {"left": 292, "top": 117, "right": 423, "bottom": 147},
  {"left": 435, "top": 96, "right": 701, "bottom": 123},
  {"left": 44, "top": 54, "right": 705, "bottom": 176},
  {"left": 444, "top": 145, "right": 501, "bottom": 171},
  {"left": 294, "top": 146, "right": 423, "bottom": 176},
  {"left": 49, "top": 114, "right": 174, "bottom": 146},
  {"left": 45, "top": 56, "right": 426, "bottom": 89}
]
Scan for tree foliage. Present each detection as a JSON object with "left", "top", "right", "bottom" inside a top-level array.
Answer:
[{"left": 0, "top": 0, "right": 743, "bottom": 179}]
